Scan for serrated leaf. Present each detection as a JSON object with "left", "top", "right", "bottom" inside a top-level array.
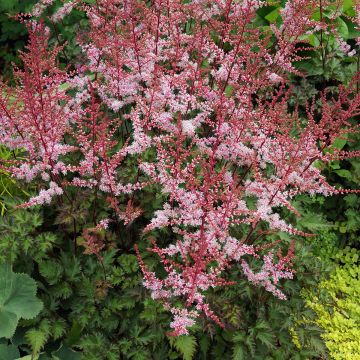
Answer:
[
  {"left": 39, "top": 261, "right": 62, "bottom": 285},
  {"left": 4, "top": 273, "right": 43, "bottom": 319},
  {"left": 0, "top": 264, "right": 43, "bottom": 338},
  {"left": 256, "top": 330, "right": 276, "bottom": 349},
  {"left": 232, "top": 344, "right": 246, "bottom": 360},
  {"left": 245, "top": 335, "right": 255, "bottom": 357},
  {"left": 60, "top": 252, "right": 81, "bottom": 281},
  {"left": 52, "top": 319, "right": 67, "bottom": 340},
  {"left": 0, "top": 311, "right": 18, "bottom": 339},
  {"left": 25, "top": 329, "right": 47, "bottom": 355},
  {"left": 298, "top": 213, "right": 333, "bottom": 231},
  {"left": 172, "top": 335, "right": 197, "bottom": 360}
]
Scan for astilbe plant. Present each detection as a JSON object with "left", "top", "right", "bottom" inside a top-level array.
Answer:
[{"left": 1, "top": 0, "right": 360, "bottom": 336}]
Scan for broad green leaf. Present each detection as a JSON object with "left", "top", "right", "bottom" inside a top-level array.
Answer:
[
  {"left": 52, "top": 345, "right": 81, "bottom": 360},
  {"left": 341, "top": 17, "right": 360, "bottom": 39},
  {"left": 336, "top": 17, "right": 349, "bottom": 39},
  {"left": 264, "top": 8, "right": 280, "bottom": 23},
  {"left": 4, "top": 273, "right": 43, "bottom": 319},
  {"left": 0, "top": 344, "right": 20, "bottom": 360},
  {"left": 334, "top": 169, "right": 352, "bottom": 180},
  {"left": 343, "top": 0, "right": 353, "bottom": 11},
  {"left": 256, "top": 6, "right": 278, "bottom": 22},
  {"left": 0, "top": 311, "right": 18, "bottom": 339},
  {"left": 332, "top": 137, "right": 347, "bottom": 150}
]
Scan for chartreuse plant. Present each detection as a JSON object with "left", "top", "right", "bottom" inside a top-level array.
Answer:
[
  {"left": 303, "top": 250, "right": 360, "bottom": 360},
  {"left": 289, "top": 145, "right": 360, "bottom": 359},
  {"left": 1, "top": 0, "right": 360, "bottom": 339},
  {"left": 0, "top": 263, "right": 42, "bottom": 339}
]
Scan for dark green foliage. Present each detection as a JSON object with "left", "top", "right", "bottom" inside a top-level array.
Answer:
[{"left": 0, "top": 196, "right": 328, "bottom": 359}]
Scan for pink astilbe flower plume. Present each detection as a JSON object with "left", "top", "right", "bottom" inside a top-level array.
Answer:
[{"left": 1, "top": 0, "right": 360, "bottom": 336}]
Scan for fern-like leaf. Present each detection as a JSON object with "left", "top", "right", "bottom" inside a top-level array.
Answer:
[
  {"left": 170, "top": 335, "right": 197, "bottom": 360},
  {"left": 232, "top": 344, "right": 246, "bottom": 360},
  {"left": 25, "top": 329, "right": 48, "bottom": 355}
]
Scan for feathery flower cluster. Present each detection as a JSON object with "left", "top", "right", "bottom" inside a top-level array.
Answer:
[{"left": 1, "top": 0, "right": 360, "bottom": 335}]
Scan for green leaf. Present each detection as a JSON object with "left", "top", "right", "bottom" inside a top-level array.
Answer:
[
  {"left": 332, "top": 137, "right": 347, "bottom": 150},
  {"left": 256, "top": 330, "right": 276, "bottom": 349},
  {"left": 245, "top": 335, "right": 255, "bottom": 357},
  {"left": 171, "top": 335, "right": 197, "bottom": 360},
  {"left": 0, "top": 311, "right": 18, "bottom": 339},
  {"left": 342, "top": 17, "right": 360, "bottom": 39},
  {"left": 199, "top": 335, "right": 210, "bottom": 357},
  {"left": 3, "top": 272, "right": 42, "bottom": 319},
  {"left": 225, "top": 85, "right": 234, "bottom": 97},
  {"left": 232, "top": 345, "right": 246, "bottom": 360},
  {"left": 0, "top": 344, "right": 20, "bottom": 360},
  {"left": 0, "top": 0, "right": 17, "bottom": 12},
  {"left": 60, "top": 252, "right": 81, "bottom": 281},
  {"left": 336, "top": 17, "right": 349, "bottom": 39},
  {"left": 65, "top": 321, "right": 82, "bottom": 346},
  {"left": 264, "top": 8, "right": 279, "bottom": 23},
  {"left": 256, "top": 6, "right": 278, "bottom": 22},
  {"left": 52, "top": 319, "right": 67, "bottom": 340},
  {"left": 25, "top": 329, "right": 47, "bottom": 355},
  {"left": 38, "top": 260, "right": 63, "bottom": 285},
  {"left": 15, "top": 355, "right": 39, "bottom": 360},
  {"left": 0, "top": 264, "right": 43, "bottom": 338},
  {"left": 298, "top": 213, "right": 333, "bottom": 231},
  {"left": 343, "top": 0, "right": 353, "bottom": 12},
  {"left": 334, "top": 170, "right": 352, "bottom": 180},
  {"left": 52, "top": 345, "right": 81, "bottom": 360}
]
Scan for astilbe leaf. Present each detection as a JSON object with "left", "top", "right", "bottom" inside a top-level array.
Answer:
[
  {"left": 52, "top": 318, "right": 67, "bottom": 340},
  {"left": 170, "top": 335, "right": 197, "bottom": 360},
  {"left": 232, "top": 344, "right": 246, "bottom": 360},
  {"left": 25, "top": 329, "right": 48, "bottom": 356}
]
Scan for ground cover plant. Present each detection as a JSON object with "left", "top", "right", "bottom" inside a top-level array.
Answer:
[{"left": 0, "top": 0, "right": 359, "bottom": 359}]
